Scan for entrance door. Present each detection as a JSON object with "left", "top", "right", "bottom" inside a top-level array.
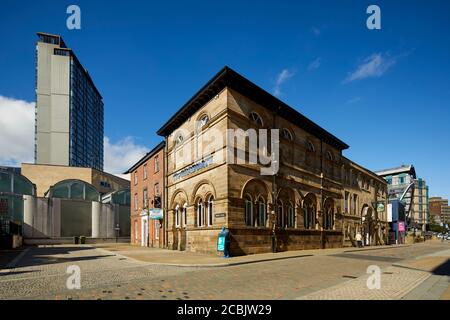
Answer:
[{"left": 141, "top": 217, "right": 148, "bottom": 247}]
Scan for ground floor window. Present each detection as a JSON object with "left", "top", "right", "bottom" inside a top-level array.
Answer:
[
  {"left": 245, "top": 195, "right": 253, "bottom": 226},
  {"left": 207, "top": 195, "right": 214, "bottom": 226},
  {"left": 257, "top": 197, "right": 266, "bottom": 227},
  {"left": 183, "top": 203, "right": 187, "bottom": 226},
  {"left": 303, "top": 199, "right": 316, "bottom": 229},
  {"left": 197, "top": 199, "right": 205, "bottom": 227},
  {"left": 287, "top": 203, "right": 295, "bottom": 228},
  {"left": 175, "top": 205, "right": 180, "bottom": 227}
]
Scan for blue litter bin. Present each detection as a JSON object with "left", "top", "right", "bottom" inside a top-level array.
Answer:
[{"left": 217, "top": 227, "right": 231, "bottom": 258}]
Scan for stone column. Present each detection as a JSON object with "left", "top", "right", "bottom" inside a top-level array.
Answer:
[
  {"left": 91, "top": 201, "right": 101, "bottom": 238},
  {"left": 51, "top": 198, "right": 61, "bottom": 238},
  {"left": 23, "top": 195, "right": 36, "bottom": 238}
]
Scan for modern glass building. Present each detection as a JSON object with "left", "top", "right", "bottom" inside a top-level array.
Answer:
[
  {"left": 35, "top": 32, "right": 104, "bottom": 171},
  {"left": 376, "top": 165, "right": 429, "bottom": 232}
]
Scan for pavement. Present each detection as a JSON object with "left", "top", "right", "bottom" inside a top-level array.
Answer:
[
  {"left": 91, "top": 242, "right": 411, "bottom": 267},
  {"left": 0, "top": 240, "right": 448, "bottom": 300}
]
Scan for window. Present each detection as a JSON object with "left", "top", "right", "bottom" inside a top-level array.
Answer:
[
  {"left": 175, "top": 205, "right": 180, "bottom": 227},
  {"left": 134, "top": 193, "right": 138, "bottom": 210},
  {"left": 154, "top": 156, "right": 159, "bottom": 173},
  {"left": 143, "top": 164, "right": 148, "bottom": 180},
  {"left": 352, "top": 194, "right": 358, "bottom": 215},
  {"left": 143, "top": 188, "right": 148, "bottom": 208},
  {"left": 249, "top": 112, "right": 263, "bottom": 126},
  {"left": 344, "top": 191, "right": 350, "bottom": 214},
  {"left": 154, "top": 183, "right": 160, "bottom": 196},
  {"left": 197, "top": 199, "right": 204, "bottom": 227},
  {"left": 183, "top": 203, "right": 187, "bottom": 226},
  {"left": 303, "top": 198, "right": 316, "bottom": 229},
  {"left": 307, "top": 141, "right": 315, "bottom": 152},
  {"left": 287, "top": 203, "right": 295, "bottom": 228},
  {"left": 277, "top": 200, "right": 284, "bottom": 228},
  {"left": 257, "top": 197, "right": 266, "bottom": 227},
  {"left": 175, "top": 133, "right": 184, "bottom": 146},
  {"left": 326, "top": 151, "right": 333, "bottom": 161},
  {"left": 323, "top": 200, "right": 334, "bottom": 230},
  {"left": 282, "top": 128, "right": 293, "bottom": 141},
  {"left": 207, "top": 195, "right": 214, "bottom": 226},
  {"left": 197, "top": 114, "right": 209, "bottom": 131},
  {"left": 385, "top": 176, "right": 392, "bottom": 185},
  {"left": 244, "top": 195, "right": 253, "bottom": 226},
  {"left": 134, "top": 171, "right": 138, "bottom": 185}
]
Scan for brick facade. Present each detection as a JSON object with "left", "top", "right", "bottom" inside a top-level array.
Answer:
[{"left": 127, "top": 143, "right": 165, "bottom": 247}]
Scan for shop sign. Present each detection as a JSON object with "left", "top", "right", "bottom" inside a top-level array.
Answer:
[
  {"left": 376, "top": 203, "right": 385, "bottom": 213},
  {"left": 149, "top": 208, "right": 164, "bottom": 220},
  {"left": 215, "top": 213, "right": 226, "bottom": 218},
  {"left": 173, "top": 155, "right": 213, "bottom": 181}
]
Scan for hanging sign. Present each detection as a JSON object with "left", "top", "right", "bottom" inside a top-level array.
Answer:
[{"left": 149, "top": 208, "right": 164, "bottom": 220}]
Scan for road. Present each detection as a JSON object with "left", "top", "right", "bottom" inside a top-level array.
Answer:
[{"left": 0, "top": 241, "right": 449, "bottom": 300}]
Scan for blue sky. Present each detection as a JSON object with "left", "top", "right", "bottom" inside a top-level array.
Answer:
[{"left": 0, "top": 0, "right": 449, "bottom": 198}]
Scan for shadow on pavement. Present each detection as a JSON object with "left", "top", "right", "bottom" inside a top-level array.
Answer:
[
  {"left": 432, "top": 258, "right": 450, "bottom": 276},
  {"left": 331, "top": 253, "right": 401, "bottom": 263},
  {"left": 14, "top": 246, "right": 116, "bottom": 268},
  {"left": 0, "top": 270, "right": 39, "bottom": 277}
]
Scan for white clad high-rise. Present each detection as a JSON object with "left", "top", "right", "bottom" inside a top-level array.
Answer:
[{"left": 35, "top": 32, "right": 103, "bottom": 171}]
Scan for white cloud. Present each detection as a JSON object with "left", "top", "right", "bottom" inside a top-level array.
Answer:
[
  {"left": 0, "top": 95, "right": 147, "bottom": 176},
  {"left": 0, "top": 96, "right": 35, "bottom": 166},
  {"left": 344, "top": 53, "right": 396, "bottom": 83},
  {"left": 307, "top": 58, "right": 321, "bottom": 71},
  {"left": 273, "top": 69, "right": 295, "bottom": 97},
  {"left": 104, "top": 136, "right": 148, "bottom": 175}
]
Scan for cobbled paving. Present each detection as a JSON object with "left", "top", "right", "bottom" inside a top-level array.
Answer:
[{"left": 1, "top": 242, "right": 448, "bottom": 300}]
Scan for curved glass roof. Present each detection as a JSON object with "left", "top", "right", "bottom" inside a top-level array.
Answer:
[
  {"left": 0, "top": 170, "right": 35, "bottom": 196},
  {"left": 48, "top": 179, "right": 99, "bottom": 201}
]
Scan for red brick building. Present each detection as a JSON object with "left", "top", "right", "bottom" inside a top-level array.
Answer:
[{"left": 125, "top": 142, "right": 165, "bottom": 247}]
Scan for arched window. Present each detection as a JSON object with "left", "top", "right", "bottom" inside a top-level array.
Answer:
[
  {"left": 303, "top": 197, "right": 316, "bottom": 229},
  {"left": 197, "top": 199, "right": 204, "bottom": 227},
  {"left": 323, "top": 199, "right": 334, "bottom": 230},
  {"left": 175, "top": 204, "right": 180, "bottom": 228},
  {"left": 257, "top": 197, "right": 266, "bottom": 227},
  {"left": 249, "top": 112, "right": 263, "bottom": 126},
  {"left": 282, "top": 128, "right": 293, "bottom": 141},
  {"left": 207, "top": 195, "right": 214, "bottom": 227},
  {"left": 198, "top": 114, "right": 209, "bottom": 128},
  {"left": 277, "top": 200, "right": 284, "bottom": 228},
  {"left": 175, "top": 133, "right": 184, "bottom": 146},
  {"left": 244, "top": 195, "right": 253, "bottom": 226},
  {"left": 326, "top": 151, "right": 333, "bottom": 161},
  {"left": 307, "top": 140, "right": 315, "bottom": 152},
  {"left": 287, "top": 202, "right": 295, "bottom": 228},
  {"left": 182, "top": 203, "right": 187, "bottom": 227}
]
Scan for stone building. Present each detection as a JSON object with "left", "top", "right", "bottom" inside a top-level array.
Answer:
[
  {"left": 429, "top": 197, "right": 450, "bottom": 225},
  {"left": 21, "top": 163, "right": 130, "bottom": 197},
  {"left": 157, "top": 66, "right": 388, "bottom": 255},
  {"left": 125, "top": 142, "right": 165, "bottom": 247}
]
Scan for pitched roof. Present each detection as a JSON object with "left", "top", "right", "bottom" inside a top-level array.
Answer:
[{"left": 157, "top": 66, "right": 349, "bottom": 150}]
